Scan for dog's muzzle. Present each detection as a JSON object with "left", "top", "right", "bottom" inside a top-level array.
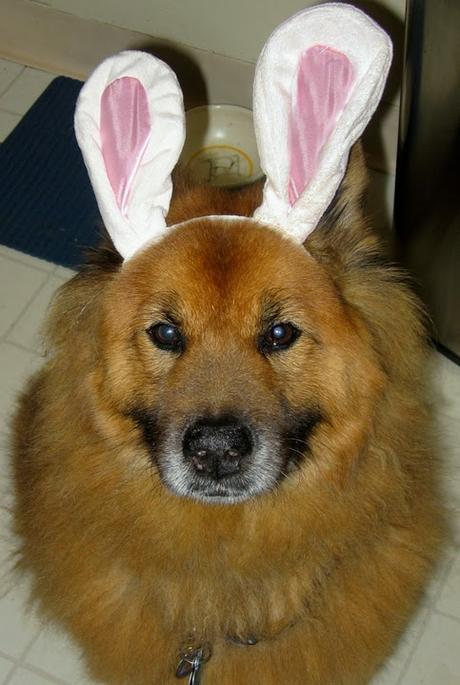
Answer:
[{"left": 158, "top": 412, "right": 282, "bottom": 504}]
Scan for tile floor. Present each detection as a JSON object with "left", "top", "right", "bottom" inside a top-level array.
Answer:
[{"left": 0, "top": 57, "right": 459, "bottom": 685}]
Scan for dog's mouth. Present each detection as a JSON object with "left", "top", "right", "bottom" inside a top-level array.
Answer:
[{"left": 188, "top": 478, "right": 269, "bottom": 504}]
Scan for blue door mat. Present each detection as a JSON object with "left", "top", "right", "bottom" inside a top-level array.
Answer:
[{"left": 0, "top": 76, "right": 101, "bottom": 269}]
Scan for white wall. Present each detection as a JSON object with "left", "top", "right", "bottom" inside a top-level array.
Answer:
[{"left": 38, "top": 0, "right": 406, "bottom": 63}]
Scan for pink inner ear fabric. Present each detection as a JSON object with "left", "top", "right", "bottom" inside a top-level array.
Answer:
[
  {"left": 100, "top": 76, "right": 151, "bottom": 216},
  {"left": 288, "top": 45, "right": 355, "bottom": 206}
]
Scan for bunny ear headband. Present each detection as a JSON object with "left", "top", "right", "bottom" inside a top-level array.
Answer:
[{"left": 74, "top": 2, "right": 392, "bottom": 261}]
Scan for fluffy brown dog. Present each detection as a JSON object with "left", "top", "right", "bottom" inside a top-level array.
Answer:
[{"left": 12, "top": 146, "right": 443, "bottom": 684}]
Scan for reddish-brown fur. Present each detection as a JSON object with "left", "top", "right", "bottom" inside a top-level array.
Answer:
[{"left": 12, "top": 146, "right": 444, "bottom": 684}]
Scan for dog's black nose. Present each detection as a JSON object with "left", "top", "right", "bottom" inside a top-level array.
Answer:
[{"left": 183, "top": 416, "right": 253, "bottom": 480}]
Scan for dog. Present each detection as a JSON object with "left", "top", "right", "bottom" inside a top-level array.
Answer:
[
  {"left": 11, "top": 143, "right": 444, "bottom": 684},
  {"left": 11, "top": 5, "right": 445, "bottom": 683}
]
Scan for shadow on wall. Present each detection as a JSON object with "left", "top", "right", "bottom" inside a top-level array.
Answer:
[
  {"left": 137, "top": 41, "right": 209, "bottom": 109},
  {"left": 135, "top": 40, "right": 211, "bottom": 175}
]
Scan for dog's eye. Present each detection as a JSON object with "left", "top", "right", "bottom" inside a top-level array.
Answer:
[
  {"left": 147, "top": 323, "right": 184, "bottom": 352},
  {"left": 260, "top": 322, "right": 300, "bottom": 354}
]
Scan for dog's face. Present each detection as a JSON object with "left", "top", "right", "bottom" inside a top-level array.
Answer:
[{"left": 95, "top": 217, "right": 382, "bottom": 504}]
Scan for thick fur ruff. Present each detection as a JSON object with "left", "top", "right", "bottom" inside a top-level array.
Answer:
[{"left": 12, "top": 146, "right": 444, "bottom": 684}]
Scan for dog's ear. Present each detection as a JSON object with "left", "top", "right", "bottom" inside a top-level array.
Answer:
[
  {"left": 75, "top": 51, "right": 185, "bottom": 260},
  {"left": 306, "top": 142, "right": 386, "bottom": 280},
  {"left": 252, "top": 3, "right": 392, "bottom": 244},
  {"left": 318, "top": 141, "right": 369, "bottom": 229}
]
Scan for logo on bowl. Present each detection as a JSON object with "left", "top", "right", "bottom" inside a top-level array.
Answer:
[{"left": 187, "top": 145, "right": 254, "bottom": 187}]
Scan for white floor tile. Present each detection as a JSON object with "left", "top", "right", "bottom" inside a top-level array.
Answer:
[
  {"left": 432, "top": 353, "right": 460, "bottom": 422},
  {"left": 7, "top": 275, "right": 67, "bottom": 353},
  {"left": 0, "top": 246, "right": 56, "bottom": 273},
  {"left": 424, "top": 546, "right": 458, "bottom": 605},
  {"left": 0, "top": 342, "right": 42, "bottom": 431},
  {"left": 437, "top": 412, "right": 460, "bottom": 466},
  {"left": 0, "top": 529, "right": 16, "bottom": 578},
  {"left": 0, "top": 256, "right": 49, "bottom": 338},
  {"left": 0, "top": 433, "right": 9, "bottom": 474},
  {"left": 0, "top": 437, "right": 13, "bottom": 542},
  {"left": 402, "top": 611, "right": 460, "bottom": 684},
  {"left": 0, "top": 60, "right": 24, "bottom": 97},
  {"left": 24, "top": 627, "right": 89, "bottom": 685},
  {"left": 0, "top": 654, "right": 15, "bottom": 682},
  {"left": 0, "top": 560, "right": 41, "bottom": 660},
  {"left": 0, "top": 68, "right": 55, "bottom": 116},
  {"left": 6, "top": 666, "right": 64, "bottom": 685},
  {"left": 436, "top": 411, "right": 460, "bottom": 544},
  {"left": 0, "top": 499, "right": 13, "bottom": 552},
  {"left": 445, "top": 476, "right": 460, "bottom": 541},
  {"left": 53, "top": 265, "right": 76, "bottom": 282},
  {"left": 446, "top": 505, "right": 460, "bottom": 548},
  {"left": 370, "top": 607, "right": 429, "bottom": 685},
  {"left": 0, "top": 110, "right": 22, "bottom": 142},
  {"left": 435, "top": 549, "right": 460, "bottom": 620}
]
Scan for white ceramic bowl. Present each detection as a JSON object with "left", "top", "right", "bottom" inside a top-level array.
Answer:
[{"left": 178, "top": 105, "right": 263, "bottom": 187}]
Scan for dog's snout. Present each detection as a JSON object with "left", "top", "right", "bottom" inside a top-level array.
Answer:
[{"left": 183, "top": 416, "right": 253, "bottom": 480}]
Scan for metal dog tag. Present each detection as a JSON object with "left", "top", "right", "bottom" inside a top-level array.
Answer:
[
  {"left": 188, "top": 656, "right": 202, "bottom": 685},
  {"left": 176, "top": 643, "right": 212, "bottom": 684}
]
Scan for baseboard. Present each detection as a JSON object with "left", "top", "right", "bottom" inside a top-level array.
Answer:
[{"left": 0, "top": 0, "right": 255, "bottom": 110}]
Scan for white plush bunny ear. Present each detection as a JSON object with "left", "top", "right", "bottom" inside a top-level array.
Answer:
[
  {"left": 253, "top": 3, "right": 392, "bottom": 242},
  {"left": 74, "top": 51, "right": 185, "bottom": 260}
]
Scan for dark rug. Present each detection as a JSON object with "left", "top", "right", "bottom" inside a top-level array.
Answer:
[{"left": 0, "top": 76, "right": 101, "bottom": 269}]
